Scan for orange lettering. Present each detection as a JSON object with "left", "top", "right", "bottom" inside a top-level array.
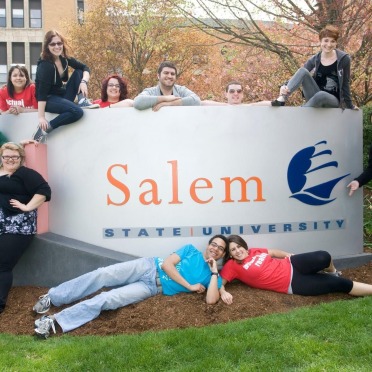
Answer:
[
  {"left": 221, "top": 176, "right": 266, "bottom": 202},
  {"left": 168, "top": 160, "right": 182, "bottom": 204},
  {"left": 139, "top": 179, "right": 162, "bottom": 205},
  {"left": 190, "top": 178, "right": 213, "bottom": 204},
  {"left": 106, "top": 164, "right": 130, "bottom": 206}
]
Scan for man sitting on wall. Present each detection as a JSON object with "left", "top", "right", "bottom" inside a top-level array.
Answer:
[
  {"left": 202, "top": 81, "right": 271, "bottom": 106},
  {"left": 133, "top": 61, "right": 201, "bottom": 111},
  {"left": 32, "top": 235, "right": 227, "bottom": 338}
]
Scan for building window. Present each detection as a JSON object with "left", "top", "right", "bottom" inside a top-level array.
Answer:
[
  {"left": 12, "top": 0, "right": 24, "bottom": 28},
  {"left": 12, "top": 42, "right": 25, "bottom": 64},
  {"left": 30, "top": 42, "right": 42, "bottom": 80},
  {"left": 0, "top": 42, "right": 7, "bottom": 84},
  {"left": 0, "top": 0, "right": 6, "bottom": 28},
  {"left": 29, "top": 0, "right": 42, "bottom": 28},
  {"left": 77, "top": 0, "right": 84, "bottom": 24}
]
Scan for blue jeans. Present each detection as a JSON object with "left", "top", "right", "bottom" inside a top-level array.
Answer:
[
  {"left": 50, "top": 258, "right": 159, "bottom": 332},
  {"left": 46, "top": 69, "right": 84, "bottom": 130},
  {"left": 287, "top": 67, "right": 339, "bottom": 108}
]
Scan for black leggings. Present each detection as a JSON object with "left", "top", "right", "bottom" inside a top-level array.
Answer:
[
  {"left": 0, "top": 234, "right": 34, "bottom": 310},
  {"left": 290, "top": 250, "right": 353, "bottom": 296}
]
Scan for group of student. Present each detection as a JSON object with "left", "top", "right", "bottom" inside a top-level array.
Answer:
[{"left": 1, "top": 26, "right": 372, "bottom": 337}]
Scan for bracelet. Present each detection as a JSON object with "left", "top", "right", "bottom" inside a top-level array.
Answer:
[
  {"left": 81, "top": 80, "right": 88, "bottom": 84},
  {"left": 211, "top": 272, "right": 219, "bottom": 277}
]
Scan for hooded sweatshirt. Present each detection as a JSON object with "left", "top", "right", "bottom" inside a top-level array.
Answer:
[{"left": 35, "top": 56, "right": 90, "bottom": 101}]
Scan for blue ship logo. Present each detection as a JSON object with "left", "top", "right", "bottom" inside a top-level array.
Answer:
[{"left": 287, "top": 141, "right": 349, "bottom": 206}]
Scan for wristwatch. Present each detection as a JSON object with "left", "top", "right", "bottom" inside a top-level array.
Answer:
[{"left": 211, "top": 272, "right": 219, "bottom": 277}]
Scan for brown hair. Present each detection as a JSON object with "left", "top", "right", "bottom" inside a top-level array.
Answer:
[
  {"left": 223, "top": 235, "right": 248, "bottom": 264},
  {"left": 225, "top": 81, "right": 242, "bottom": 92},
  {"left": 157, "top": 61, "right": 177, "bottom": 76},
  {"left": 319, "top": 25, "right": 339, "bottom": 41},
  {"left": 100, "top": 75, "right": 128, "bottom": 102},
  {"left": 0, "top": 142, "right": 26, "bottom": 167},
  {"left": 7, "top": 65, "right": 32, "bottom": 98},
  {"left": 41, "top": 30, "right": 70, "bottom": 63}
]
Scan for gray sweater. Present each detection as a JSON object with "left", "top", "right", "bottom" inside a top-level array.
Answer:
[
  {"left": 134, "top": 84, "right": 201, "bottom": 110},
  {"left": 304, "top": 49, "right": 355, "bottom": 109}
]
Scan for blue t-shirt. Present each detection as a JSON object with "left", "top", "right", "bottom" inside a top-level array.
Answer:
[{"left": 155, "top": 244, "right": 222, "bottom": 296}]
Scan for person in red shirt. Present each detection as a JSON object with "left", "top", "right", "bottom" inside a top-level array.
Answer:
[
  {"left": 93, "top": 74, "right": 133, "bottom": 108},
  {"left": 0, "top": 65, "right": 38, "bottom": 115},
  {"left": 220, "top": 235, "right": 372, "bottom": 304}
]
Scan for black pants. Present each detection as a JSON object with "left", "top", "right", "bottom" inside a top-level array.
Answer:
[
  {"left": 0, "top": 234, "right": 34, "bottom": 311},
  {"left": 290, "top": 250, "right": 353, "bottom": 296}
]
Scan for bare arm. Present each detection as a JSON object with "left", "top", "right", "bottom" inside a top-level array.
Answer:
[
  {"left": 267, "top": 249, "right": 293, "bottom": 258},
  {"left": 37, "top": 101, "right": 49, "bottom": 131},
  {"left": 109, "top": 99, "right": 134, "bottom": 108},
  {"left": 219, "top": 278, "right": 233, "bottom": 305},
  {"left": 9, "top": 194, "right": 47, "bottom": 212}
]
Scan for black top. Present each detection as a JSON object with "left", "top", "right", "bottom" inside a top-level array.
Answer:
[
  {"left": 0, "top": 166, "right": 51, "bottom": 216},
  {"left": 314, "top": 61, "right": 340, "bottom": 100},
  {"left": 35, "top": 56, "right": 90, "bottom": 101},
  {"left": 355, "top": 144, "right": 372, "bottom": 187}
]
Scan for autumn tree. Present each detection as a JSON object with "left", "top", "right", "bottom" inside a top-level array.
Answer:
[
  {"left": 174, "top": 0, "right": 372, "bottom": 105},
  {"left": 64, "top": 0, "right": 214, "bottom": 99}
]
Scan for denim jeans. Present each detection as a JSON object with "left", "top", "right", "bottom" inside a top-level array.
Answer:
[
  {"left": 287, "top": 67, "right": 339, "bottom": 108},
  {"left": 50, "top": 257, "right": 159, "bottom": 332},
  {"left": 46, "top": 69, "right": 84, "bottom": 130}
]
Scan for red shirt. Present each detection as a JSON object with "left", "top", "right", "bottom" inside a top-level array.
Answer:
[
  {"left": 220, "top": 248, "right": 292, "bottom": 294},
  {"left": 0, "top": 84, "right": 38, "bottom": 111},
  {"left": 92, "top": 99, "right": 115, "bottom": 108}
]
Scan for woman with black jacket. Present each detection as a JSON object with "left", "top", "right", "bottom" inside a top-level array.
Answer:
[{"left": 33, "top": 30, "right": 98, "bottom": 142}]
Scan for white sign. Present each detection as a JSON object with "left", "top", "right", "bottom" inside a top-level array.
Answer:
[{"left": 0, "top": 107, "right": 363, "bottom": 257}]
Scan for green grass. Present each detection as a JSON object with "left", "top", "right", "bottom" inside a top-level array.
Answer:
[
  {"left": 363, "top": 186, "right": 372, "bottom": 248},
  {"left": 1, "top": 297, "right": 371, "bottom": 371}
]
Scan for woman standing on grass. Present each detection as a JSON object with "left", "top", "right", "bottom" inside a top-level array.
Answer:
[
  {"left": 0, "top": 142, "right": 51, "bottom": 314},
  {"left": 219, "top": 235, "right": 372, "bottom": 305},
  {"left": 271, "top": 25, "right": 357, "bottom": 109}
]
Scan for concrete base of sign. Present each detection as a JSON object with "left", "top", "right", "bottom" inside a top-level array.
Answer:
[
  {"left": 13, "top": 233, "right": 138, "bottom": 287},
  {"left": 13, "top": 233, "right": 371, "bottom": 287}
]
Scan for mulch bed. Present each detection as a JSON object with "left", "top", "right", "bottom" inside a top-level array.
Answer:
[{"left": 1, "top": 261, "right": 370, "bottom": 336}]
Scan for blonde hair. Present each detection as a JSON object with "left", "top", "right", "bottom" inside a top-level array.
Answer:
[{"left": 0, "top": 142, "right": 26, "bottom": 167}]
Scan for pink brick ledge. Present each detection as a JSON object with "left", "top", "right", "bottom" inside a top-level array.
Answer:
[{"left": 24, "top": 143, "right": 48, "bottom": 234}]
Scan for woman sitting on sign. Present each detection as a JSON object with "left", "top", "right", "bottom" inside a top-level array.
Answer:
[
  {"left": 219, "top": 235, "right": 372, "bottom": 305},
  {"left": 271, "top": 25, "right": 357, "bottom": 109},
  {"left": 93, "top": 74, "right": 133, "bottom": 108},
  {"left": 0, "top": 65, "right": 38, "bottom": 115}
]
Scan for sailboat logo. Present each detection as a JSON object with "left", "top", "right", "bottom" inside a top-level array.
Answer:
[{"left": 287, "top": 141, "right": 349, "bottom": 206}]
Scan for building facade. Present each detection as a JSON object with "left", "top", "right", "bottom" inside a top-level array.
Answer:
[{"left": 0, "top": 0, "right": 84, "bottom": 84}]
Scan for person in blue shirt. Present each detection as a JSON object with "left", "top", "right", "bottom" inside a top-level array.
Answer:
[{"left": 33, "top": 235, "right": 227, "bottom": 338}]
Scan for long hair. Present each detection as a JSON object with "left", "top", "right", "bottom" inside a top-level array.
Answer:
[
  {"left": 7, "top": 65, "right": 32, "bottom": 98},
  {"left": 223, "top": 235, "right": 249, "bottom": 265},
  {"left": 41, "top": 30, "right": 70, "bottom": 63},
  {"left": 101, "top": 75, "right": 128, "bottom": 102}
]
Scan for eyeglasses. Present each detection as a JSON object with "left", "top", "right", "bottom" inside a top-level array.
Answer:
[
  {"left": 228, "top": 89, "right": 243, "bottom": 94},
  {"left": 108, "top": 84, "right": 120, "bottom": 88},
  {"left": 210, "top": 241, "right": 225, "bottom": 252},
  {"left": 49, "top": 42, "right": 63, "bottom": 47},
  {"left": 2, "top": 155, "right": 21, "bottom": 161}
]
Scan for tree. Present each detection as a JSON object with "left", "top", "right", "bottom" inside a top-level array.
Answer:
[
  {"left": 174, "top": 0, "right": 372, "bottom": 105},
  {"left": 64, "top": 0, "right": 213, "bottom": 99}
]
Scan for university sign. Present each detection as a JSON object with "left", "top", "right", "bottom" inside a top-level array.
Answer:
[{"left": 0, "top": 106, "right": 363, "bottom": 258}]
